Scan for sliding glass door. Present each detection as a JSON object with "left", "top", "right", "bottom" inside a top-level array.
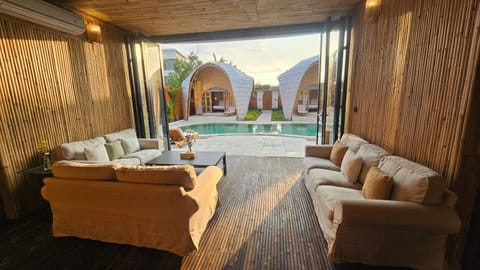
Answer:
[
  {"left": 126, "top": 37, "right": 170, "bottom": 150},
  {"left": 315, "top": 17, "right": 351, "bottom": 144}
]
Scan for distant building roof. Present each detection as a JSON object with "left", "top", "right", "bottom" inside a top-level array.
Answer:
[
  {"left": 278, "top": 56, "right": 319, "bottom": 120},
  {"left": 182, "top": 62, "right": 254, "bottom": 120},
  {"left": 162, "top": 48, "right": 186, "bottom": 61}
]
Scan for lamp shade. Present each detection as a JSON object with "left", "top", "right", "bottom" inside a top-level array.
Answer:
[
  {"left": 365, "top": 0, "right": 382, "bottom": 22},
  {"left": 86, "top": 23, "right": 102, "bottom": 42}
]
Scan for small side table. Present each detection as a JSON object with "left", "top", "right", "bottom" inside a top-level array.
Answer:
[
  {"left": 20, "top": 166, "right": 53, "bottom": 219},
  {"left": 21, "top": 166, "right": 53, "bottom": 183}
]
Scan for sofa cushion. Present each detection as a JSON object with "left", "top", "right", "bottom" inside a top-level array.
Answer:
[
  {"left": 104, "top": 128, "right": 137, "bottom": 143},
  {"left": 339, "top": 133, "right": 368, "bottom": 152},
  {"left": 61, "top": 136, "right": 106, "bottom": 160},
  {"left": 306, "top": 169, "right": 362, "bottom": 191},
  {"left": 115, "top": 165, "right": 197, "bottom": 190},
  {"left": 110, "top": 158, "right": 141, "bottom": 165},
  {"left": 330, "top": 140, "right": 348, "bottom": 166},
  {"left": 379, "top": 156, "right": 445, "bottom": 205},
  {"left": 316, "top": 186, "right": 365, "bottom": 221},
  {"left": 52, "top": 160, "right": 117, "bottom": 180},
  {"left": 362, "top": 167, "right": 393, "bottom": 200},
  {"left": 356, "top": 144, "right": 391, "bottom": 184},
  {"left": 84, "top": 144, "right": 109, "bottom": 162},
  {"left": 122, "top": 149, "right": 162, "bottom": 164},
  {"left": 303, "top": 157, "right": 340, "bottom": 175},
  {"left": 121, "top": 137, "right": 141, "bottom": 154},
  {"left": 105, "top": 140, "right": 125, "bottom": 161},
  {"left": 341, "top": 150, "right": 363, "bottom": 183}
]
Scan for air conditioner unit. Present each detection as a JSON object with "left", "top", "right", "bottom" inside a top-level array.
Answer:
[{"left": 0, "top": 0, "right": 85, "bottom": 35}]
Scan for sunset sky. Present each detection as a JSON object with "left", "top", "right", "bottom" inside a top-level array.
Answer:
[{"left": 163, "top": 33, "right": 322, "bottom": 86}]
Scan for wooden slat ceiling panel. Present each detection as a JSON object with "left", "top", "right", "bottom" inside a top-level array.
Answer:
[{"left": 48, "top": 0, "right": 360, "bottom": 36}]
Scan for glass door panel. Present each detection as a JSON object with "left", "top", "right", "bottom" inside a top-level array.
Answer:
[
  {"left": 315, "top": 17, "right": 350, "bottom": 144},
  {"left": 142, "top": 41, "right": 168, "bottom": 143},
  {"left": 126, "top": 38, "right": 169, "bottom": 150}
]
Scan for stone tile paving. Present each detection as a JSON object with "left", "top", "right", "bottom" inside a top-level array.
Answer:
[
  {"left": 168, "top": 111, "right": 318, "bottom": 157},
  {"left": 170, "top": 135, "right": 314, "bottom": 157}
]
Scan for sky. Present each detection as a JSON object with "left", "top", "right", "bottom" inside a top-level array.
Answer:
[{"left": 163, "top": 34, "right": 321, "bottom": 86}]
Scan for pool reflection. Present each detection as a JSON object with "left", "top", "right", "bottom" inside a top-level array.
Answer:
[{"left": 180, "top": 123, "right": 317, "bottom": 137}]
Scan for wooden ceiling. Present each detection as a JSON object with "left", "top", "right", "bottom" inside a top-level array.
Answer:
[{"left": 49, "top": 0, "right": 361, "bottom": 38}]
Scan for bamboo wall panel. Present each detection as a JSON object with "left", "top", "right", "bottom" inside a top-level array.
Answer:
[
  {"left": 0, "top": 15, "right": 133, "bottom": 218},
  {"left": 348, "top": 0, "right": 480, "bottom": 264},
  {"left": 451, "top": 4, "right": 480, "bottom": 264},
  {"left": 348, "top": 0, "right": 477, "bottom": 187}
]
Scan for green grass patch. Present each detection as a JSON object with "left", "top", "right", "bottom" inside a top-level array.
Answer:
[
  {"left": 244, "top": 109, "right": 262, "bottom": 120},
  {"left": 271, "top": 109, "right": 285, "bottom": 121}
]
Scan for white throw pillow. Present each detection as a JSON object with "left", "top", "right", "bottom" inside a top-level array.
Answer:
[
  {"left": 341, "top": 150, "right": 363, "bottom": 183},
  {"left": 121, "top": 137, "right": 141, "bottom": 154},
  {"left": 84, "top": 144, "right": 110, "bottom": 162}
]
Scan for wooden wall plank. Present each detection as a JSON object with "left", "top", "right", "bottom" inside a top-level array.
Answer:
[{"left": 0, "top": 15, "right": 133, "bottom": 218}]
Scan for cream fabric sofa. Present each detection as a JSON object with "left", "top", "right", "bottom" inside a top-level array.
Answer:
[
  {"left": 41, "top": 161, "right": 223, "bottom": 256},
  {"left": 304, "top": 134, "right": 461, "bottom": 269},
  {"left": 55, "top": 128, "right": 163, "bottom": 165}
]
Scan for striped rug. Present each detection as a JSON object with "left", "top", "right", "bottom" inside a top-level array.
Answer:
[{"left": 182, "top": 156, "right": 335, "bottom": 269}]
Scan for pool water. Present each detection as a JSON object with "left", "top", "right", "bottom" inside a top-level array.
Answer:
[{"left": 180, "top": 123, "right": 318, "bottom": 137}]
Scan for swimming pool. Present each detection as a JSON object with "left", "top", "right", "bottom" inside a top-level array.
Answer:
[{"left": 179, "top": 123, "right": 318, "bottom": 137}]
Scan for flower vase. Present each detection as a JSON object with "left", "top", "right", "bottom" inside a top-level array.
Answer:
[{"left": 42, "top": 152, "right": 51, "bottom": 170}]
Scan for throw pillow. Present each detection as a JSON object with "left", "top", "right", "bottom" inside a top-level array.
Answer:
[
  {"left": 340, "top": 150, "right": 363, "bottom": 183},
  {"left": 330, "top": 140, "right": 348, "bottom": 166},
  {"left": 362, "top": 166, "right": 393, "bottom": 200},
  {"left": 104, "top": 140, "right": 125, "bottom": 161},
  {"left": 121, "top": 137, "right": 140, "bottom": 154},
  {"left": 84, "top": 144, "right": 110, "bottom": 162}
]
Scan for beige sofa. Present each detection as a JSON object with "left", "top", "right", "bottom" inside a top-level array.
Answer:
[
  {"left": 41, "top": 161, "right": 223, "bottom": 256},
  {"left": 55, "top": 128, "right": 163, "bottom": 165},
  {"left": 304, "top": 133, "right": 461, "bottom": 269}
]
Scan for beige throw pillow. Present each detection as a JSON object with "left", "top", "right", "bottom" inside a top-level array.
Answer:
[
  {"left": 330, "top": 140, "right": 348, "bottom": 166},
  {"left": 341, "top": 150, "right": 363, "bottom": 183},
  {"left": 362, "top": 167, "right": 393, "bottom": 200},
  {"left": 84, "top": 144, "right": 110, "bottom": 162},
  {"left": 121, "top": 137, "right": 140, "bottom": 154}
]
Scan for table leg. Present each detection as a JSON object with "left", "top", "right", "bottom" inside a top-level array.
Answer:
[{"left": 223, "top": 155, "right": 227, "bottom": 176}]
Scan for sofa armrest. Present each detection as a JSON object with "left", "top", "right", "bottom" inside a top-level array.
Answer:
[
  {"left": 305, "top": 145, "right": 333, "bottom": 158},
  {"left": 138, "top": 138, "right": 162, "bottom": 150},
  {"left": 334, "top": 199, "right": 461, "bottom": 234},
  {"left": 185, "top": 166, "right": 222, "bottom": 205}
]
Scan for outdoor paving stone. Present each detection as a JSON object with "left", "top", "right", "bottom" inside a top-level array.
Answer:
[{"left": 166, "top": 111, "right": 319, "bottom": 157}]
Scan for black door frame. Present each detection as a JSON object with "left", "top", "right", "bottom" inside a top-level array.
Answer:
[
  {"left": 125, "top": 36, "right": 170, "bottom": 151},
  {"left": 315, "top": 16, "right": 352, "bottom": 145}
]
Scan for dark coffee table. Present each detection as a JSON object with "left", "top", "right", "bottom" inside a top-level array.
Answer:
[{"left": 146, "top": 151, "right": 227, "bottom": 175}]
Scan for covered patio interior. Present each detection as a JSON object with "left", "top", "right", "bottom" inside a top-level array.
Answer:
[{"left": 0, "top": 0, "right": 479, "bottom": 269}]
